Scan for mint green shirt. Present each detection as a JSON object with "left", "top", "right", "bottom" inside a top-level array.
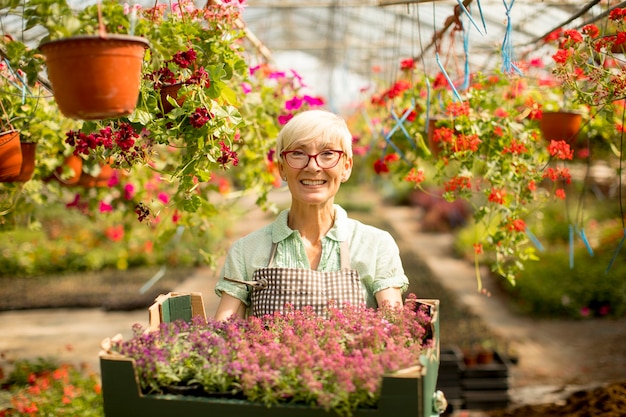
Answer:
[{"left": 215, "top": 205, "right": 409, "bottom": 308}]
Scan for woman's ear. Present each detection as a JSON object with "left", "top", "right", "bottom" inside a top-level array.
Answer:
[
  {"left": 341, "top": 157, "right": 353, "bottom": 182},
  {"left": 278, "top": 162, "right": 287, "bottom": 181}
]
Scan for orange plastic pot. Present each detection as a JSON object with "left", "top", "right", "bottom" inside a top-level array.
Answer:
[
  {"left": 76, "top": 163, "right": 114, "bottom": 187},
  {"left": 0, "top": 130, "right": 22, "bottom": 182},
  {"left": 51, "top": 154, "right": 83, "bottom": 185},
  {"left": 539, "top": 111, "right": 582, "bottom": 143},
  {"left": 39, "top": 35, "right": 150, "bottom": 120},
  {"left": 160, "top": 83, "right": 186, "bottom": 114},
  {"left": 5, "top": 142, "right": 37, "bottom": 182}
]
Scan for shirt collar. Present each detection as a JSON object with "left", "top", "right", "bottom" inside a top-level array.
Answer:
[{"left": 272, "top": 204, "right": 348, "bottom": 243}]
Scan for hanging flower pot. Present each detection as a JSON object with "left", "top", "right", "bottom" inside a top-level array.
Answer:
[
  {"left": 76, "top": 162, "right": 114, "bottom": 187},
  {"left": 160, "top": 82, "right": 186, "bottom": 114},
  {"left": 50, "top": 154, "right": 84, "bottom": 185},
  {"left": 5, "top": 142, "right": 37, "bottom": 182},
  {"left": 539, "top": 111, "right": 582, "bottom": 144},
  {"left": 39, "top": 35, "right": 150, "bottom": 120},
  {"left": 426, "top": 117, "right": 443, "bottom": 157},
  {"left": 0, "top": 130, "right": 22, "bottom": 182}
]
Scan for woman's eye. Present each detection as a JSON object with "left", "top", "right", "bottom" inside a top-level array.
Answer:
[{"left": 291, "top": 151, "right": 306, "bottom": 158}]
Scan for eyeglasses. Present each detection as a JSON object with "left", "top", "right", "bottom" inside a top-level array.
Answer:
[{"left": 281, "top": 150, "right": 344, "bottom": 169}]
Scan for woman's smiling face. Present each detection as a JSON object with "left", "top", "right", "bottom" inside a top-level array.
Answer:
[{"left": 279, "top": 139, "right": 352, "bottom": 206}]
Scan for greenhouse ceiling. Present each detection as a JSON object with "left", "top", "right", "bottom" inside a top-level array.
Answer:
[{"left": 0, "top": 0, "right": 623, "bottom": 109}]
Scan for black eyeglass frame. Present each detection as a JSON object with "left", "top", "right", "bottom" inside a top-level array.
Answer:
[{"left": 280, "top": 149, "right": 345, "bottom": 169}]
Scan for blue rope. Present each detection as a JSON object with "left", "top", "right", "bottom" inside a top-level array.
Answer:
[
  {"left": 381, "top": 128, "right": 410, "bottom": 164},
  {"left": 569, "top": 224, "right": 575, "bottom": 269},
  {"left": 525, "top": 227, "right": 545, "bottom": 252},
  {"left": 387, "top": 100, "right": 418, "bottom": 150},
  {"left": 501, "top": 0, "right": 522, "bottom": 75},
  {"left": 2, "top": 58, "right": 30, "bottom": 103},
  {"left": 577, "top": 227, "right": 594, "bottom": 257},
  {"left": 455, "top": 0, "right": 485, "bottom": 36},
  {"left": 435, "top": 53, "right": 462, "bottom": 102},
  {"left": 606, "top": 229, "right": 626, "bottom": 274},
  {"left": 460, "top": 11, "right": 471, "bottom": 91},
  {"left": 476, "top": 0, "right": 487, "bottom": 33}
]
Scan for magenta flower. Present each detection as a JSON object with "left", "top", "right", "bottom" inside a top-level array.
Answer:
[
  {"left": 124, "top": 184, "right": 135, "bottom": 200},
  {"left": 284, "top": 96, "right": 302, "bottom": 111},
  {"left": 158, "top": 192, "right": 169, "bottom": 204},
  {"left": 303, "top": 95, "right": 324, "bottom": 107},
  {"left": 99, "top": 201, "right": 113, "bottom": 213},
  {"left": 190, "top": 107, "right": 211, "bottom": 128}
]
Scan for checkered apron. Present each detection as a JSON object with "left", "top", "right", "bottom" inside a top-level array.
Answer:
[{"left": 225, "top": 241, "right": 365, "bottom": 317}]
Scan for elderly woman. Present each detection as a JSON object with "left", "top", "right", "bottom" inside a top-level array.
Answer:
[{"left": 214, "top": 109, "right": 409, "bottom": 320}]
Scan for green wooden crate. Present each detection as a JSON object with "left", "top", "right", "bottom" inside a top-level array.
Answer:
[{"left": 101, "top": 297, "right": 445, "bottom": 417}]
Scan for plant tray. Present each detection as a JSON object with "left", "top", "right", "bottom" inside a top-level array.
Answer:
[
  {"left": 100, "top": 297, "right": 443, "bottom": 417},
  {"left": 101, "top": 353, "right": 439, "bottom": 417}
]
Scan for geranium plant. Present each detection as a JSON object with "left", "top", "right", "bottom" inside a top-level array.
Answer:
[
  {"left": 351, "top": 61, "right": 575, "bottom": 287},
  {"left": 105, "top": 295, "right": 434, "bottom": 417}
]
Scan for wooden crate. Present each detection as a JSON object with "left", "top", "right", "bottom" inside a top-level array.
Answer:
[{"left": 101, "top": 296, "right": 444, "bottom": 417}]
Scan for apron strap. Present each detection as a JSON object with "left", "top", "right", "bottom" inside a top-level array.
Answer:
[
  {"left": 339, "top": 240, "right": 350, "bottom": 270},
  {"left": 223, "top": 276, "right": 269, "bottom": 289}
]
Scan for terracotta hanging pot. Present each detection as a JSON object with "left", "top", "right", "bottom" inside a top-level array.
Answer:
[
  {"left": 160, "top": 82, "right": 186, "bottom": 114},
  {"left": 51, "top": 154, "right": 83, "bottom": 185},
  {"left": 0, "top": 130, "right": 23, "bottom": 182},
  {"left": 5, "top": 142, "right": 37, "bottom": 182},
  {"left": 426, "top": 117, "right": 443, "bottom": 157},
  {"left": 39, "top": 35, "right": 150, "bottom": 120},
  {"left": 76, "top": 162, "right": 114, "bottom": 187},
  {"left": 539, "top": 111, "right": 582, "bottom": 144}
]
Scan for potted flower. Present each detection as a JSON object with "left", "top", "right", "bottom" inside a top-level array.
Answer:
[
  {"left": 351, "top": 62, "right": 573, "bottom": 286},
  {"left": 14, "top": 0, "right": 150, "bottom": 120},
  {"left": 100, "top": 294, "right": 444, "bottom": 417}
]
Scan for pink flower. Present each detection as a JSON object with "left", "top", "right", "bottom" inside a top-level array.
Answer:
[
  {"left": 158, "top": 193, "right": 169, "bottom": 204},
  {"left": 278, "top": 114, "right": 293, "bottom": 125},
  {"left": 124, "top": 184, "right": 135, "bottom": 200},
  {"left": 99, "top": 201, "right": 113, "bottom": 213},
  {"left": 284, "top": 96, "right": 303, "bottom": 111}
]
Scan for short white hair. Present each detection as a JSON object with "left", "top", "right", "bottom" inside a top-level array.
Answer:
[{"left": 276, "top": 110, "right": 353, "bottom": 163}]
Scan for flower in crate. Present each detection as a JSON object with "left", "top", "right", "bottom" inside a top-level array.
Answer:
[{"left": 110, "top": 294, "right": 433, "bottom": 417}]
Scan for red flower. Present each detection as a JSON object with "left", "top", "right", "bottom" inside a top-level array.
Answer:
[
  {"left": 444, "top": 175, "right": 471, "bottom": 192},
  {"left": 544, "top": 28, "right": 563, "bottom": 43},
  {"left": 555, "top": 188, "right": 566, "bottom": 200},
  {"left": 582, "top": 24, "right": 599, "bottom": 38},
  {"left": 445, "top": 101, "right": 470, "bottom": 117},
  {"left": 502, "top": 139, "right": 528, "bottom": 154},
  {"left": 384, "top": 153, "right": 400, "bottom": 163},
  {"left": 548, "top": 140, "right": 574, "bottom": 160},
  {"left": 473, "top": 243, "right": 483, "bottom": 255},
  {"left": 433, "top": 126, "right": 454, "bottom": 144},
  {"left": 171, "top": 48, "right": 197, "bottom": 69},
  {"left": 217, "top": 141, "right": 239, "bottom": 167},
  {"left": 488, "top": 188, "right": 506, "bottom": 205},
  {"left": 400, "top": 58, "right": 415, "bottom": 71},
  {"left": 508, "top": 218, "right": 526, "bottom": 232},
  {"left": 189, "top": 107, "right": 211, "bottom": 128},
  {"left": 404, "top": 168, "right": 424, "bottom": 184},
  {"left": 373, "top": 159, "right": 389, "bottom": 174},
  {"left": 552, "top": 48, "right": 571, "bottom": 64}
]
